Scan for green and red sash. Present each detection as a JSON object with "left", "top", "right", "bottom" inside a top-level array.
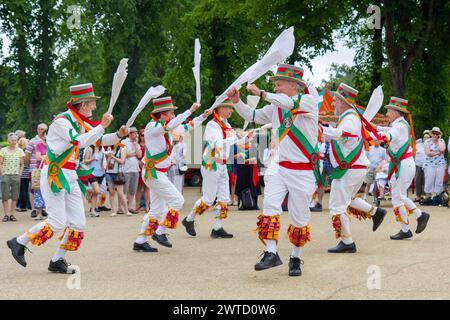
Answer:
[
  {"left": 143, "top": 147, "right": 169, "bottom": 180},
  {"left": 277, "top": 96, "right": 325, "bottom": 187},
  {"left": 202, "top": 114, "right": 233, "bottom": 171},
  {"left": 386, "top": 120, "right": 413, "bottom": 180},
  {"left": 329, "top": 110, "right": 366, "bottom": 180},
  {"left": 46, "top": 112, "right": 95, "bottom": 195}
]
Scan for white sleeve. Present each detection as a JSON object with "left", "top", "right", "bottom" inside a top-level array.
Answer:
[
  {"left": 235, "top": 100, "right": 273, "bottom": 125},
  {"left": 264, "top": 92, "right": 295, "bottom": 111},
  {"left": 204, "top": 123, "right": 238, "bottom": 149},
  {"left": 172, "top": 114, "right": 206, "bottom": 135},
  {"left": 166, "top": 110, "right": 192, "bottom": 130},
  {"left": 53, "top": 118, "right": 105, "bottom": 149}
]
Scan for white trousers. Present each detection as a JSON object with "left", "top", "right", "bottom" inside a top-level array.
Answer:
[
  {"left": 144, "top": 171, "right": 184, "bottom": 221},
  {"left": 390, "top": 157, "right": 417, "bottom": 207},
  {"left": 424, "top": 165, "right": 446, "bottom": 194},
  {"left": 329, "top": 169, "right": 367, "bottom": 216},
  {"left": 168, "top": 174, "right": 184, "bottom": 195},
  {"left": 263, "top": 167, "right": 315, "bottom": 227},
  {"left": 200, "top": 165, "right": 230, "bottom": 206},
  {"left": 39, "top": 166, "right": 86, "bottom": 232}
]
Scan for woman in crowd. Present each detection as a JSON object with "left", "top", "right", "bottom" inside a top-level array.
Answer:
[
  {"left": 83, "top": 144, "right": 105, "bottom": 217},
  {"left": 134, "top": 129, "right": 150, "bottom": 212},
  {"left": 105, "top": 144, "right": 131, "bottom": 216},
  {"left": 32, "top": 139, "right": 47, "bottom": 220},
  {"left": 235, "top": 135, "right": 261, "bottom": 210},
  {"left": 0, "top": 133, "right": 25, "bottom": 222},
  {"left": 15, "top": 131, "right": 31, "bottom": 212},
  {"left": 414, "top": 130, "right": 431, "bottom": 201},
  {"left": 423, "top": 127, "right": 446, "bottom": 200}
]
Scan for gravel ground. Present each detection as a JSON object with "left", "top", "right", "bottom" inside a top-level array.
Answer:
[{"left": 1, "top": 187, "right": 449, "bottom": 300}]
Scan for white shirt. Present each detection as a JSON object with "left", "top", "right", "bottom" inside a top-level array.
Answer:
[
  {"left": 47, "top": 109, "right": 119, "bottom": 163},
  {"left": 322, "top": 109, "right": 369, "bottom": 167},
  {"left": 235, "top": 92, "right": 318, "bottom": 163},
  {"left": 123, "top": 137, "right": 140, "bottom": 173},
  {"left": 415, "top": 139, "right": 426, "bottom": 168},
  {"left": 377, "top": 117, "right": 412, "bottom": 154},
  {"left": 144, "top": 110, "right": 206, "bottom": 170},
  {"left": 203, "top": 117, "right": 246, "bottom": 163}
]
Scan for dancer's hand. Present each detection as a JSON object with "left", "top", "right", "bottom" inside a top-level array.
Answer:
[
  {"left": 190, "top": 103, "right": 201, "bottom": 113},
  {"left": 246, "top": 84, "right": 262, "bottom": 97},
  {"left": 101, "top": 113, "right": 114, "bottom": 129},
  {"left": 117, "top": 125, "right": 129, "bottom": 138},
  {"left": 203, "top": 109, "right": 213, "bottom": 118},
  {"left": 227, "top": 87, "right": 240, "bottom": 103}
]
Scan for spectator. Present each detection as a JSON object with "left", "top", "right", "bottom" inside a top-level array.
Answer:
[
  {"left": 83, "top": 145, "right": 105, "bottom": 217},
  {"left": 414, "top": 130, "right": 431, "bottom": 201},
  {"left": 24, "top": 123, "right": 48, "bottom": 217},
  {"left": 32, "top": 140, "right": 47, "bottom": 220},
  {"left": 0, "top": 133, "right": 25, "bottom": 222},
  {"left": 134, "top": 129, "right": 150, "bottom": 212},
  {"left": 228, "top": 144, "right": 239, "bottom": 206},
  {"left": 423, "top": 127, "right": 446, "bottom": 199},
  {"left": 235, "top": 140, "right": 261, "bottom": 210},
  {"left": 310, "top": 140, "right": 333, "bottom": 212},
  {"left": 16, "top": 130, "right": 32, "bottom": 212},
  {"left": 168, "top": 134, "right": 187, "bottom": 194},
  {"left": 362, "top": 140, "right": 387, "bottom": 201},
  {"left": 375, "top": 159, "right": 389, "bottom": 202},
  {"left": 105, "top": 144, "right": 131, "bottom": 216},
  {"left": 122, "top": 127, "right": 142, "bottom": 214}
]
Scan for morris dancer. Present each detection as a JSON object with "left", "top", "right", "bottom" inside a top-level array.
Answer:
[
  {"left": 133, "top": 97, "right": 211, "bottom": 252},
  {"left": 375, "top": 97, "right": 430, "bottom": 240},
  {"left": 182, "top": 98, "right": 254, "bottom": 239},
  {"left": 228, "top": 64, "right": 321, "bottom": 277},
  {"left": 7, "top": 83, "right": 127, "bottom": 273},
  {"left": 321, "top": 83, "right": 387, "bottom": 254}
]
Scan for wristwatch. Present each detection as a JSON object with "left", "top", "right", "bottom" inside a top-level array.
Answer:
[
  {"left": 260, "top": 90, "right": 265, "bottom": 99},
  {"left": 116, "top": 132, "right": 125, "bottom": 139}
]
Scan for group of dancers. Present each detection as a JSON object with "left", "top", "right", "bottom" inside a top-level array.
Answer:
[{"left": 6, "top": 63, "right": 430, "bottom": 277}]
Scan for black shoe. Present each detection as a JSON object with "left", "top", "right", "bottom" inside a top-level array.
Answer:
[
  {"left": 416, "top": 212, "right": 430, "bottom": 234},
  {"left": 95, "top": 207, "right": 101, "bottom": 213},
  {"left": 182, "top": 217, "right": 196, "bottom": 236},
  {"left": 48, "top": 258, "right": 76, "bottom": 274},
  {"left": 133, "top": 242, "right": 158, "bottom": 252},
  {"left": 254, "top": 251, "right": 283, "bottom": 271},
  {"left": 6, "top": 237, "right": 27, "bottom": 267},
  {"left": 30, "top": 210, "right": 37, "bottom": 218},
  {"left": 151, "top": 233, "right": 172, "bottom": 248},
  {"left": 211, "top": 228, "right": 233, "bottom": 239},
  {"left": 372, "top": 207, "right": 387, "bottom": 232},
  {"left": 98, "top": 206, "right": 111, "bottom": 212},
  {"left": 288, "top": 256, "right": 303, "bottom": 277},
  {"left": 390, "top": 230, "right": 413, "bottom": 240},
  {"left": 309, "top": 203, "right": 323, "bottom": 212},
  {"left": 42, "top": 209, "right": 48, "bottom": 217},
  {"left": 328, "top": 241, "right": 357, "bottom": 253}
]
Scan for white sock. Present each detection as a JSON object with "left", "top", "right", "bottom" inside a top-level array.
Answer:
[
  {"left": 266, "top": 240, "right": 277, "bottom": 254},
  {"left": 16, "top": 234, "right": 30, "bottom": 246},
  {"left": 397, "top": 206, "right": 410, "bottom": 232},
  {"left": 17, "top": 221, "right": 48, "bottom": 246},
  {"left": 135, "top": 235, "right": 147, "bottom": 244},
  {"left": 340, "top": 214, "right": 354, "bottom": 245},
  {"left": 413, "top": 209, "right": 422, "bottom": 219},
  {"left": 51, "top": 248, "right": 67, "bottom": 262},
  {"left": 156, "top": 225, "right": 166, "bottom": 235},
  {"left": 213, "top": 218, "right": 222, "bottom": 231},
  {"left": 291, "top": 246, "right": 301, "bottom": 258},
  {"left": 186, "top": 211, "right": 196, "bottom": 222}
]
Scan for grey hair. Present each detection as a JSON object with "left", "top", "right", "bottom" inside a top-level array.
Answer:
[{"left": 7, "top": 133, "right": 18, "bottom": 142}]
